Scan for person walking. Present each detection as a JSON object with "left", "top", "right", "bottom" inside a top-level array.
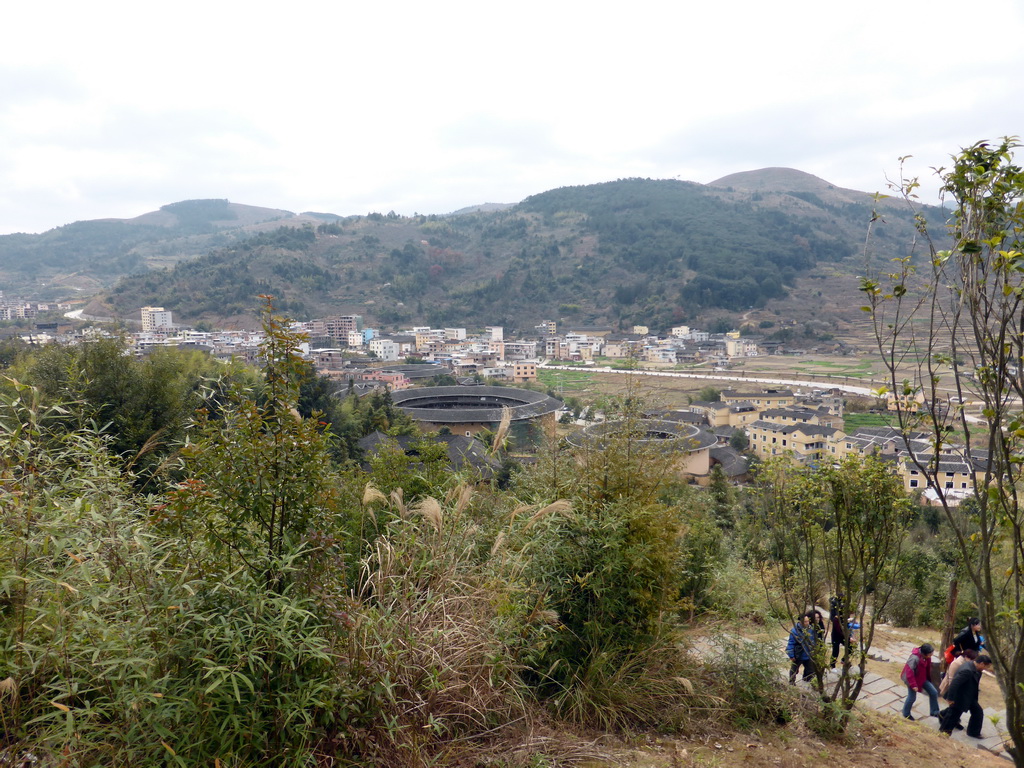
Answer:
[
  {"left": 940, "top": 649, "right": 978, "bottom": 700},
  {"left": 939, "top": 653, "right": 992, "bottom": 738},
  {"left": 938, "top": 648, "right": 978, "bottom": 729},
  {"left": 901, "top": 643, "right": 940, "bottom": 720},
  {"left": 829, "top": 608, "right": 845, "bottom": 667},
  {"left": 951, "top": 618, "right": 983, "bottom": 658},
  {"left": 787, "top": 612, "right": 817, "bottom": 685}
]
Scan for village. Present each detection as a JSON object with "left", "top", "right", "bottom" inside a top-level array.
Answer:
[{"left": 0, "top": 304, "right": 970, "bottom": 507}]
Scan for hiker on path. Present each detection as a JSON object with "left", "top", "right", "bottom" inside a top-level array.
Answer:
[
  {"left": 951, "top": 618, "right": 983, "bottom": 658},
  {"left": 938, "top": 649, "right": 978, "bottom": 729},
  {"left": 829, "top": 607, "right": 845, "bottom": 667},
  {"left": 787, "top": 612, "right": 818, "bottom": 685},
  {"left": 813, "top": 609, "right": 827, "bottom": 638},
  {"left": 939, "top": 653, "right": 992, "bottom": 738},
  {"left": 940, "top": 649, "right": 978, "bottom": 700},
  {"left": 901, "top": 643, "right": 940, "bottom": 720}
]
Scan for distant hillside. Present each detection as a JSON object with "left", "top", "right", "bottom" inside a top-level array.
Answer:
[
  {"left": 93, "top": 176, "right": 942, "bottom": 334},
  {"left": 448, "top": 203, "right": 515, "bottom": 216},
  {"left": 0, "top": 199, "right": 300, "bottom": 298},
  {"left": 710, "top": 167, "right": 882, "bottom": 205}
]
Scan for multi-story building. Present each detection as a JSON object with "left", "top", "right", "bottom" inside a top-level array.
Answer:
[
  {"left": 324, "top": 315, "right": 362, "bottom": 342},
  {"left": 511, "top": 361, "right": 538, "bottom": 382},
  {"left": 725, "top": 338, "right": 759, "bottom": 358},
  {"left": 368, "top": 338, "right": 399, "bottom": 361},
  {"left": 141, "top": 306, "right": 173, "bottom": 332},
  {"left": 747, "top": 420, "right": 842, "bottom": 464},
  {"left": 689, "top": 401, "right": 760, "bottom": 429},
  {"left": 503, "top": 341, "right": 538, "bottom": 360},
  {"left": 721, "top": 389, "right": 796, "bottom": 409},
  {"left": 361, "top": 370, "right": 412, "bottom": 390}
]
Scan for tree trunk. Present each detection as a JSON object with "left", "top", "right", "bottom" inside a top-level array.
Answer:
[{"left": 940, "top": 579, "right": 958, "bottom": 675}]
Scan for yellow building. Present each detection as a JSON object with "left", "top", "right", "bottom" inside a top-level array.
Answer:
[
  {"left": 747, "top": 419, "right": 842, "bottom": 464},
  {"left": 721, "top": 389, "right": 796, "bottom": 409}
]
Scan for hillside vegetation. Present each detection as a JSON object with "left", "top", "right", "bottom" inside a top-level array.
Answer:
[
  {"left": 0, "top": 199, "right": 297, "bottom": 298},
  {"left": 0, "top": 301, "right": 1001, "bottom": 766},
  {"left": 11, "top": 173, "right": 944, "bottom": 331}
]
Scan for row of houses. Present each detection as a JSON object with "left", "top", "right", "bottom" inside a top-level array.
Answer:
[
  {"left": 297, "top": 317, "right": 780, "bottom": 375},
  {"left": 691, "top": 388, "right": 977, "bottom": 502}
]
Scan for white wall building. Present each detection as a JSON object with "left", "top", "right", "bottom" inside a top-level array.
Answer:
[
  {"left": 369, "top": 338, "right": 400, "bottom": 361},
  {"left": 141, "top": 306, "right": 173, "bottom": 332}
]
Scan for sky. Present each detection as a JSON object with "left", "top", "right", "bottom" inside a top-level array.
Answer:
[{"left": 2, "top": 0, "right": 1023, "bottom": 235}]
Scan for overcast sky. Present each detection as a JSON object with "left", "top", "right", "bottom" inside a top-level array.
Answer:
[{"left": 2, "top": 0, "right": 1022, "bottom": 234}]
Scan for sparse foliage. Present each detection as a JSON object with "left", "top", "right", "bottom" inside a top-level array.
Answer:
[
  {"left": 863, "top": 137, "right": 1024, "bottom": 764},
  {"left": 750, "top": 455, "right": 913, "bottom": 721}
]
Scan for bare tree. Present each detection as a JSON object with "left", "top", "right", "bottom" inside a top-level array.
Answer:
[{"left": 862, "top": 138, "right": 1024, "bottom": 763}]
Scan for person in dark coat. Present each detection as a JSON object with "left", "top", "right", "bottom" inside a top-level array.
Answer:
[
  {"left": 939, "top": 653, "right": 992, "bottom": 738},
  {"left": 829, "top": 610, "right": 846, "bottom": 667},
  {"left": 786, "top": 612, "right": 818, "bottom": 684},
  {"left": 951, "top": 618, "right": 983, "bottom": 658}
]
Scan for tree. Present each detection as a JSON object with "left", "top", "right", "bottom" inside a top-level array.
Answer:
[
  {"left": 693, "top": 386, "right": 721, "bottom": 403},
  {"left": 861, "top": 138, "right": 1024, "bottom": 763},
  {"left": 751, "top": 455, "right": 913, "bottom": 727},
  {"left": 706, "top": 464, "right": 734, "bottom": 529},
  {"left": 508, "top": 387, "right": 696, "bottom": 728},
  {"left": 729, "top": 427, "right": 749, "bottom": 451},
  {"left": 167, "top": 298, "right": 342, "bottom": 591},
  {"left": 17, "top": 337, "right": 223, "bottom": 487}
]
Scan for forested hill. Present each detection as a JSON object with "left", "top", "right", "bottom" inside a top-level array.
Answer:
[
  {"left": 87, "top": 174, "right": 941, "bottom": 331},
  {"left": 0, "top": 199, "right": 303, "bottom": 298}
]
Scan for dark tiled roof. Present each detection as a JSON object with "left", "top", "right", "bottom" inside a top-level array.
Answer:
[
  {"left": 709, "top": 446, "right": 750, "bottom": 477},
  {"left": 565, "top": 418, "right": 718, "bottom": 452},
  {"left": 392, "top": 385, "right": 561, "bottom": 423}
]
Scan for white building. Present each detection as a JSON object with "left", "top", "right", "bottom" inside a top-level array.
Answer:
[
  {"left": 141, "top": 306, "right": 173, "bottom": 332},
  {"left": 369, "top": 338, "right": 400, "bottom": 361}
]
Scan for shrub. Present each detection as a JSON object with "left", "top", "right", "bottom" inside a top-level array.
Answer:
[
  {"left": 345, "top": 487, "right": 531, "bottom": 765},
  {"left": 880, "top": 586, "right": 919, "bottom": 627},
  {"left": 710, "top": 637, "right": 793, "bottom": 728}
]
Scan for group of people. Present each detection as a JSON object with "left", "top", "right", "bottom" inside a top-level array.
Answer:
[
  {"left": 785, "top": 604, "right": 859, "bottom": 685},
  {"left": 900, "top": 618, "right": 990, "bottom": 738},
  {"left": 786, "top": 609, "right": 992, "bottom": 739}
]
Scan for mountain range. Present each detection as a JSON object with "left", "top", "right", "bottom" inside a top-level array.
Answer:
[{"left": 1, "top": 171, "right": 944, "bottom": 335}]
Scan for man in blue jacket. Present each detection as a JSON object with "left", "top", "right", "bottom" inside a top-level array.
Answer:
[{"left": 787, "top": 612, "right": 818, "bottom": 685}]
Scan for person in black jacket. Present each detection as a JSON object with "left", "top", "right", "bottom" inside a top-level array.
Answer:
[
  {"left": 829, "top": 611, "right": 845, "bottom": 667},
  {"left": 828, "top": 595, "right": 846, "bottom": 668},
  {"left": 951, "top": 618, "right": 983, "bottom": 657},
  {"left": 939, "top": 653, "right": 992, "bottom": 738}
]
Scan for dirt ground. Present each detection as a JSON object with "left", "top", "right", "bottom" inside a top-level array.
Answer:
[
  {"left": 595, "top": 711, "right": 1011, "bottom": 768},
  {"left": 600, "top": 621, "right": 1014, "bottom": 768}
]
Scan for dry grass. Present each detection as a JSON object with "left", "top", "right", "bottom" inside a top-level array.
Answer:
[{"left": 594, "top": 709, "right": 1010, "bottom": 768}]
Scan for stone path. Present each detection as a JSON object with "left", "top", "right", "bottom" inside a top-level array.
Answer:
[
  {"left": 692, "top": 633, "right": 1013, "bottom": 762},
  {"left": 820, "top": 665, "right": 1011, "bottom": 760},
  {"left": 862, "top": 632, "right": 1011, "bottom": 760}
]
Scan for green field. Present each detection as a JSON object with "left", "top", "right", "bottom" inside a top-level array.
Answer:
[
  {"left": 538, "top": 369, "right": 596, "bottom": 396},
  {"left": 842, "top": 412, "right": 895, "bottom": 431}
]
